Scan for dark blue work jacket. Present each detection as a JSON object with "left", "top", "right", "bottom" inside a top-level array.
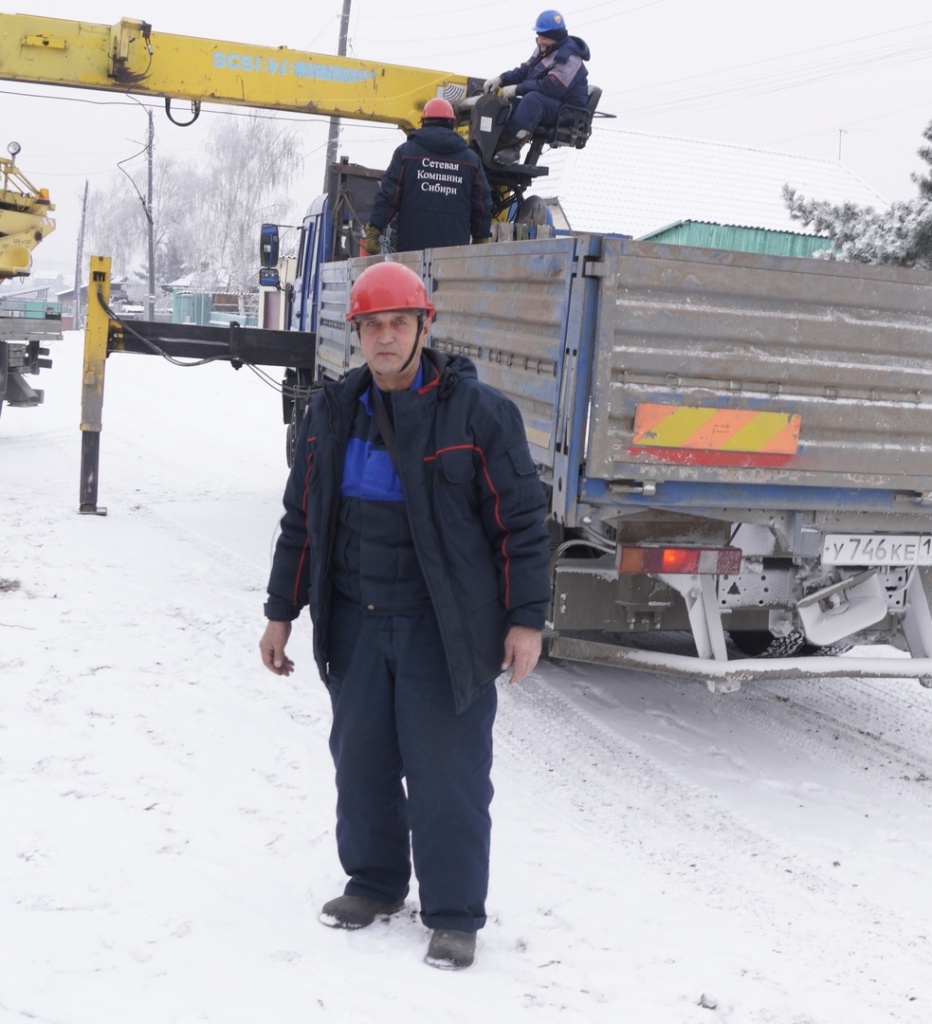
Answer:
[
  {"left": 501, "top": 35, "right": 590, "bottom": 107},
  {"left": 368, "top": 126, "right": 492, "bottom": 252},
  {"left": 264, "top": 351, "right": 551, "bottom": 713}
]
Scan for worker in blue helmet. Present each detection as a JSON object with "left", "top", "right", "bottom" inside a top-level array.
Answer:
[{"left": 482, "top": 10, "right": 590, "bottom": 165}]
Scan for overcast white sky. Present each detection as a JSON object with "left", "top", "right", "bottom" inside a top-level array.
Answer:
[{"left": 4, "top": 0, "right": 932, "bottom": 276}]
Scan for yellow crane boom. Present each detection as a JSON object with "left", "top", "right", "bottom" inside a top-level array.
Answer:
[{"left": 0, "top": 14, "right": 479, "bottom": 131}]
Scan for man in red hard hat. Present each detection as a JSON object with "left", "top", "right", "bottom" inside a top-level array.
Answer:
[
  {"left": 260, "top": 261, "right": 550, "bottom": 970},
  {"left": 361, "top": 97, "right": 492, "bottom": 255}
]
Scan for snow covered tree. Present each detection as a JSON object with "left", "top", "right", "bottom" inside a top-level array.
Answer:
[
  {"left": 183, "top": 113, "right": 304, "bottom": 314},
  {"left": 86, "top": 182, "right": 147, "bottom": 280},
  {"left": 86, "top": 112, "right": 304, "bottom": 309},
  {"left": 151, "top": 154, "right": 198, "bottom": 286},
  {"left": 784, "top": 120, "right": 932, "bottom": 269}
]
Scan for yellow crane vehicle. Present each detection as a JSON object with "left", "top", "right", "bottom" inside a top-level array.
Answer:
[
  {"left": 0, "top": 13, "right": 600, "bottom": 217},
  {"left": 0, "top": 11, "right": 601, "bottom": 502},
  {"left": 0, "top": 141, "right": 60, "bottom": 419}
]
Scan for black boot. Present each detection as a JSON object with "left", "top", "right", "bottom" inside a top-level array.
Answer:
[
  {"left": 424, "top": 928, "right": 477, "bottom": 969},
  {"left": 319, "top": 894, "right": 405, "bottom": 930},
  {"left": 494, "top": 130, "right": 528, "bottom": 166},
  {"left": 494, "top": 145, "right": 523, "bottom": 165}
]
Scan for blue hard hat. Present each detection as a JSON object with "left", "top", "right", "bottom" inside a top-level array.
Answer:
[{"left": 533, "top": 10, "right": 566, "bottom": 34}]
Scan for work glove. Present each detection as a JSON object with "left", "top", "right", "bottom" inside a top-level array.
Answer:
[
  {"left": 472, "top": 235, "right": 492, "bottom": 244},
  {"left": 500, "top": 84, "right": 519, "bottom": 101},
  {"left": 482, "top": 76, "right": 502, "bottom": 94},
  {"left": 361, "top": 224, "right": 381, "bottom": 256}
]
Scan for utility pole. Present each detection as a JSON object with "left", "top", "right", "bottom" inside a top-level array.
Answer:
[
  {"left": 323, "top": 0, "right": 353, "bottom": 190},
  {"left": 146, "top": 108, "right": 156, "bottom": 321},
  {"left": 73, "top": 180, "right": 88, "bottom": 330}
]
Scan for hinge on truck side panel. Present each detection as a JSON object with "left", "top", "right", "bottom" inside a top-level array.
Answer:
[{"left": 582, "top": 258, "right": 608, "bottom": 278}]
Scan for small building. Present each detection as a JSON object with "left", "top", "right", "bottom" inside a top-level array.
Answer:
[
  {"left": 56, "top": 277, "right": 132, "bottom": 329},
  {"left": 638, "top": 220, "right": 833, "bottom": 259}
]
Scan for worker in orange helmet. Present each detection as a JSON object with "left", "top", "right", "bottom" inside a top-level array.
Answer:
[
  {"left": 260, "top": 261, "right": 549, "bottom": 970},
  {"left": 362, "top": 97, "right": 492, "bottom": 255}
]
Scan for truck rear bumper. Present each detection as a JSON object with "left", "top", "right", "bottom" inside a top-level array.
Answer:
[{"left": 547, "top": 635, "right": 932, "bottom": 693}]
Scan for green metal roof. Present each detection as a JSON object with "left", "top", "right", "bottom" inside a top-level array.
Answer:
[{"left": 638, "top": 220, "right": 834, "bottom": 259}]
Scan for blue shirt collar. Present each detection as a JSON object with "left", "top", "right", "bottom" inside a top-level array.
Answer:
[{"left": 360, "top": 358, "right": 425, "bottom": 414}]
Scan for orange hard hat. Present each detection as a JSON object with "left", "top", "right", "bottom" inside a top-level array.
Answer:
[
  {"left": 346, "top": 262, "right": 436, "bottom": 321},
  {"left": 421, "top": 97, "right": 456, "bottom": 123}
]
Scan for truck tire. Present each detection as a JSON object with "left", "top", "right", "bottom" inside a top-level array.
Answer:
[
  {"left": 800, "top": 639, "right": 853, "bottom": 656},
  {"left": 729, "top": 630, "right": 806, "bottom": 657},
  {"left": 730, "top": 629, "right": 851, "bottom": 658},
  {"left": 285, "top": 401, "right": 301, "bottom": 468},
  {"left": 515, "top": 195, "right": 549, "bottom": 230}
]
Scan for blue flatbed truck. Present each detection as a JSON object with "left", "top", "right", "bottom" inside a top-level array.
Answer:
[{"left": 264, "top": 208, "right": 932, "bottom": 689}]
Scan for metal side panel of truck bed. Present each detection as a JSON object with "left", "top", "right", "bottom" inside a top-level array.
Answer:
[
  {"left": 585, "top": 238, "right": 932, "bottom": 502},
  {"left": 318, "top": 236, "right": 598, "bottom": 524},
  {"left": 426, "top": 236, "right": 593, "bottom": 475}
]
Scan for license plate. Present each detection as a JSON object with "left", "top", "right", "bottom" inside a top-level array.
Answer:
[{"left": 822, "top": 534, "right": 932, "bottom": 566}]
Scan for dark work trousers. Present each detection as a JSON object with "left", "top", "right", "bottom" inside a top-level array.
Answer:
[
  {"left": 506, "top": 91, "right": 564, "bottom": 136},
  {"left": 325, "top": 596, "right": 498, "bottom": 932}
]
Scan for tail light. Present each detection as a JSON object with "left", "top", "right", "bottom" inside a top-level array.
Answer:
[{"left": 617, "top": 545, "right": 742, "bottom": 575}]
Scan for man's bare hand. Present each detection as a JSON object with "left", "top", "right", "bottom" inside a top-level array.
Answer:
[
  {"left": 259, "top": 619, "right": 295, "bottom": 676},
  {"left": 501, "top": 625, "right": 542, "bottom": 685}
]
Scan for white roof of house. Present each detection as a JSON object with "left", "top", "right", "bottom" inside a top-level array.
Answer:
[{"left": 536, "top": 125, "right": 887, "bottom": 238}]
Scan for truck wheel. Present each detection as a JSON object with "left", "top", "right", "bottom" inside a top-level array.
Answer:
[
  {"left": 800, "top": 640, "right": 852, "bottom": 656},
  {"left": 515, "top": 195, "right": 549, "bottom": 229},
  {"left": 285, "top": 417, "right": 296, "bottom": 468},
  {"left": 729, "top": 630, "right": 806, "bottom": 657},
  {"left": 286, "top": 392, "right": 311, "bottom": 468},
  {"left": 285, "top": 398, "right": 303, "bottom": 468}
]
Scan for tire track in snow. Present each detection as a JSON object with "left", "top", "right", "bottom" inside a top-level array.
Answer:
[{"left": 493, "top": 667, "right": 932, "bottom": 1021}]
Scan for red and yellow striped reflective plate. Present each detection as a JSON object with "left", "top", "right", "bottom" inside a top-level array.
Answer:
[{"left": 632, "top": 404, "right": 801, "bottom": 455}]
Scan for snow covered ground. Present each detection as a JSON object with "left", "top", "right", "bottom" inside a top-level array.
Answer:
[{"left": 2, "top": 334, "right": 932, "bottom": 1024}]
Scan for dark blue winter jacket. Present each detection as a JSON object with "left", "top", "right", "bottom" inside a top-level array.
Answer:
[
  {"left": 264, "top": 350, "right": 551, "bottom": 713},
  {"left": 500, "top": 35, "right": 590, "bottom": 107},
  {"left": 368, "top": 126, "right": 492, "bottom": 252}
]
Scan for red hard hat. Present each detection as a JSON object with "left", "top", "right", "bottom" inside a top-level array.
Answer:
[
  {"left": 422, "top": 97, "right": 456, "bottom": 122},
  {"left": 346, "top": 262, "right": 436, "bottom": 321}
]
